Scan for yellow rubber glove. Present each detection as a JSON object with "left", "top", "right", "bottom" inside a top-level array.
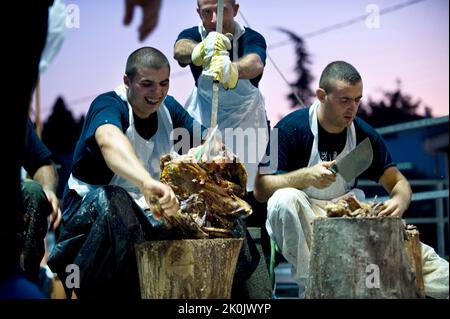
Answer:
[
  {"left": 191, "top": 32, "right": 232, "bottom": 67},
  {"left": 205, "top": 53, "right": 239, "bottom": 89}
]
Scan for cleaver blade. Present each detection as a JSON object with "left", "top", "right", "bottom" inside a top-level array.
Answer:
[{"left": 329, "top": 137, "right": 373, "bottom": 182}]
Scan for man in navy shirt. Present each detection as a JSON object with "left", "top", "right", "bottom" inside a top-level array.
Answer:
[
  {"left": 48, "top": 47, "right": 203, "bottom": 299},
  {"left": 255, "top": 61, "right": 449, "bottom": 299},
  {"left": 254, "top": 61, "right": 413, "bottom": 297}
]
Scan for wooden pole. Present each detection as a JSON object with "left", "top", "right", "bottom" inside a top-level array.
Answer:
[
  {"left": 210, "top": 0, "right": 224, "bottom": 129},
  {"left": 35, "top": 77, "right": 42, "bottom": 138}
]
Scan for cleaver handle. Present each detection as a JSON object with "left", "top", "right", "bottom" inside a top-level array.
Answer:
[{"left": 329, "top": 165, "right": 338, "bottom": 174}]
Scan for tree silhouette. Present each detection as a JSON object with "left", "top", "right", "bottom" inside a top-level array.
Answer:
[
  {"left": 277, "top": 28, "right": 315, "bottom": 108},
  {"left": 280, "top": 28, "right": 432, "bottom": 126},
  {"left": 357, "top": 79, "right": 432, "bottom": 127},
  {"left": 42, "top": 96, "right": 84, "bottom": 197},
  {"left": 42, "top": 96, "right": 83, "bottom": 153}
]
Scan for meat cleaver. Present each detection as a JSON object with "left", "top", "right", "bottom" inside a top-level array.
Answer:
[{"left": 329, "top": 137, "right": 373, "bottom": 182}]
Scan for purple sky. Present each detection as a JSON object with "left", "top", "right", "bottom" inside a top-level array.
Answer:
[{"left": 37, "top": 0, "right": 449, "bottom": 127}]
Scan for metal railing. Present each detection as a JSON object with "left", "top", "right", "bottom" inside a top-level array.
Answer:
[{"left": 367, "top": 116, "right": 449, "bottom": 259}]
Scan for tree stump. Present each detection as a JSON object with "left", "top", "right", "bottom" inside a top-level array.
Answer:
[
  {"left": 135, "top": 238, "right": 243, "bottom": 299},
  {"left": 306, "top": 217, "right": 422, "bottom": 299}
]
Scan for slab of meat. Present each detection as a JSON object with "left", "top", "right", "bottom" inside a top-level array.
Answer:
[
  {"left": 152, "top": 153, "right": 252, "bottom": 239},
  {"left": 325, "top": 194, "right": 383, "bottom": 218}
]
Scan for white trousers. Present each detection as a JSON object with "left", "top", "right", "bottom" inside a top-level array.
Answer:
[
  {"left": 266, "top": 187, "right": 449, "bottom": 299},
  {"left": 266, "top": 188, "right": 326, "bottom": 285}
]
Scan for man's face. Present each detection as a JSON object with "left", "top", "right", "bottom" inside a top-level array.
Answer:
[
  {"left": 197, "top": 0, "right": 239, "bottom": 35},
  {"left": 322, "top": 79, "right": 363, "bottom": 131},
  {"left": 124, "top": 67, "right": 170, "bottom": 119}
]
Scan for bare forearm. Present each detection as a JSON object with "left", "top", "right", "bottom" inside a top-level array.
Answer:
[
  {"left": 389, "top": 179, "right": 412, "bottom": 206},
  {"left": 234, "top": 53, "right": 264, "bottom": 79},
  {"left": 254, "top": 168, "right": 312, "bottom": 202},
  {"left": 96, "top": 125, "right": 154, "bottom": 190},
  {"left": 33, "top": 164, "right": 58, "bottom": 193},
  {"left": 378, "top": 167, "right": 412, "bottom": 216},
  {"left": 174, "top": 39, "right": 197, "bottom": 65}
]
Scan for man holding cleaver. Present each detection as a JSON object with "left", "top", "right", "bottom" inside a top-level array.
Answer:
[
  {"left": 255, "top": 60, "right": 449, "bottom": 299},
  {"left": 254, "top": 61, "right": 412, "bottom": 296}
]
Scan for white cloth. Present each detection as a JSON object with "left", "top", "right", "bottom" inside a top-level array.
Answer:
[
  {"left": 421, "top": 242, "right": 449, "bottom": 299},
  {"left": 68, "top": 84, "right": 173, "bottom": 211},
  {"left": 184, "top": 21, "right": 269, "bottom": 192},
  {"left": 39, "top": 0, "right": 66, "bottom": 74}
]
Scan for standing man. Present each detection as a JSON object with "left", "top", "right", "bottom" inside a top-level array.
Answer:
[{"left": 173, "top": 0, "right": 269, "bottom": 194}]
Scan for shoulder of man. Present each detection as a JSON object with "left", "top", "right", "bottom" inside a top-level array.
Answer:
[
  {"left": 163, "top": 95, "right": 181, "bottom": 108},
  {"left": 176, "top": 26, "right": 201, "bottom": 42},
  {"left": 83, "top": 91, "right": 129, "bottom": 132},
  {"left": 275, "top": 108, "right": 309, "bottom": 131},
  {"left": 24, "top": 118, "right": 52, "bottom": 162},
  {"left": 354, "top": 116, "right": 383, "bottom": 139},
  {"left": 273, "top": 108, "right": 312, "bottom": 152},
  {"left": 243, "top": 27, "right": 265, "bottom": 39},
  {"left": 88, "top": 91, "right": 128, "bottom": 114},
  {"left": 163, "top": 95, "right": 188, "bottom": 118}
]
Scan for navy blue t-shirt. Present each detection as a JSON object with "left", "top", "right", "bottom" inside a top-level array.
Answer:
[
  {"left": 62, "top": 92, "right": 204, "bottom": 216},
  {"left": 176, "top": 26, "right": 267, "bottom": 88},
  {"left": 261, "top": 108, "right": 395, "bottom": 183},
  {"left": 23, "top": 118, "right": 52, "bottom": 177},
  {"left": 70, "top": 92, "right": 203, "bottom": 185}
]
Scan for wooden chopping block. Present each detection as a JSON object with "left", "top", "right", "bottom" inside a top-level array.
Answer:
[
  {"left": 135, "top": 238, "right": 243, "bottom": 299},
  {"left": 306, "top": 217, "right": 423, "bottom": 299}
]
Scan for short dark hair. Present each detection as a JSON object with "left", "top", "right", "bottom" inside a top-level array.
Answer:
[
  {"left": 319, "top": 61, "right": 362, "bottom": 92},
  {"left": 125, "top": 47, "right": 170, "bottom": 80},
  {"left": 197, "top": 0, "right": 236, "bottom": 7}
]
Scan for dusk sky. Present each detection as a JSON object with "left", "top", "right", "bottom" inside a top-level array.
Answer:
[{"left": 37, "top": 0, "right": 449, "bottom": 127}]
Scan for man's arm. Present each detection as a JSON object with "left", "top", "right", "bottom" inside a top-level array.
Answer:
[
  {"left": 233, "top": 53, "right": 264, "bottom": 80},
  {"left": 174, "top": 39, "right": 264, "bottom": 80},
  {"left": 174, "top": 39, "right": 197, "bottom": 65},
  {"left": 378, "top": 166, "right": 412, "bottom": 217},
  {"left": 32, "top": 164, "right": 61, "bottom": 230},
  {"left": 253, "top": 161, "right": 336, "bottom": 202},
  {"left": 123, "top": 0, "right": 162, "bottom": 41},
  {"left": 95, "top": 124, "right": 179, "bottom": 216}
]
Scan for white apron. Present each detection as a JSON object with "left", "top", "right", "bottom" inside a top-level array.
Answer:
[
  {"left": 184, "top": 22, "right": 269, "bottom": 192},
  {"left": 303, "top": 100, "right": 357, "bottom": 200},
  {"left": 68, "top": 84, "right": 173, "bottom": 210}
]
